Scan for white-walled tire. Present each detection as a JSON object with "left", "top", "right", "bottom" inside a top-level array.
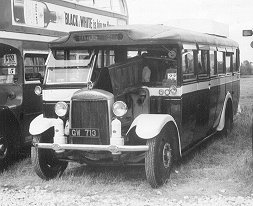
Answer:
[{"left": 145, "top": 129, "right": 173, "bottom": 188}]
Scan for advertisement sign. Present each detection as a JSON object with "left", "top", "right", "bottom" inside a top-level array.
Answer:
[{"left": 11, "top": 0, "right": 118, "bottom": 32}]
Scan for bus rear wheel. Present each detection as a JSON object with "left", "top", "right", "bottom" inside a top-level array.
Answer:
[
  {"left": 31, "top": 135, "right": 68, "bottom": 180},
  {"left": 145, "top": 130, "right": 173, "bottom": 188}
]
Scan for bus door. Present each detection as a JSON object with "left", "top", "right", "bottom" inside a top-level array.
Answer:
[
  {"left": 208, "top": 50, "right": 219, "bottom": 132},
  {"left": 22, "top": 51, "right": 47, "bottom": 141},
  {"left": 194, "top": 49, "right": 210, "bottom": 141},
  {"left": 181, "top": 48, "right": 197, "bottom": 149},
  {"left": 214, "top": 50, "right": 226, "bottom": 128}
]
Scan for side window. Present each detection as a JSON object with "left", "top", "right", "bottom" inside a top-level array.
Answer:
[
  {"left": 210, "top": 51, "right": 217, "bottom": 76},
  {"left": 197, "top": 50, "right": 208, "bottom": 77},
  {"left": 225, "top": 52, "right": 232, "bottom": 73},
  {"left": 24, "top": 54, "right": 47, "bottom": 82},
  {"left": 182, "top": 50, "right": 195, "bottom": 81},
  {"left": 217, "top": 51, "right": 224, "bottom": 74}
]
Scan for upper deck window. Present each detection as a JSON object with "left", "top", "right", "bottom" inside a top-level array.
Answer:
[{"left": 63, "top": 0, "right": 127, "bottom": 15}]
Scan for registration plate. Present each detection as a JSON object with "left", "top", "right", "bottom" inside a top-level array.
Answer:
[{"left": 70, "top": 128, "right": 99, "bottom": 137}]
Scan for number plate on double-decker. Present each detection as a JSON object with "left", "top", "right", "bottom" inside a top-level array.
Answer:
[{"left": 70, "top": 128, "right": 99, "bottom": 137}]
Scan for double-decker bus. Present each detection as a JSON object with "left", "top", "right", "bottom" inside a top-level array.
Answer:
[
  {"left": 29, "top": 24, "right": 240, "bottom": 188},
  {"left": 0, "top": 0, "right": 128, "bottom": 169}
]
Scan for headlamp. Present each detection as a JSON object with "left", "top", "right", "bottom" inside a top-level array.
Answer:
[
  {"left": 55, "top": 101, "right": 68, "bottom": 117},
  {"left": 112, "top": 101, "right": 128, "bottom": 117}
]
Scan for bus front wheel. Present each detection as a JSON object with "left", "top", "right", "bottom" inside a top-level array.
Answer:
[
  {"left": 145, "top": 130, "right": 173, "bottom": 188},
  {"left": 31, "top": 135, "right": 68, "bottom": 180}
]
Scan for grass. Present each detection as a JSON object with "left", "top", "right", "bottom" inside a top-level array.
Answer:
[{"left": 1, "top": 76, "right": 253, "bottom": 199}]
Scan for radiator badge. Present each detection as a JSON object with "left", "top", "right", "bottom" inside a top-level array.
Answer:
[{"left": 87, "top": 81, "right": 93, "bottom": 90}]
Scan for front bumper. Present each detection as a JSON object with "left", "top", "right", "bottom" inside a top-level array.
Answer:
[{"left": 34, "top": 143, "right": 149, "bottom": 154}]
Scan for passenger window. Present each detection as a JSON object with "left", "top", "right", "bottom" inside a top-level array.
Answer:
[
  {"left": 225, "top": 52, "right": 232, "bottom": 73},
  {"left": 210, "top": 51, "right": 216, "bottom": 76},
  {"left": 217, "top": 51, "right": 224, "bottom": 74},
  {"left": 182, "top": 50, "right": 195, "bottom": 81},
  {"left": 24, "top": 54, "right": 47, "bottom": 82},
  {"left": 197, "top": 50, "right": 208, "bottom": 77}
]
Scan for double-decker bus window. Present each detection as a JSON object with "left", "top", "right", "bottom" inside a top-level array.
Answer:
[
  {"left": 217, "top": 51, "right": 224, "bottom": 74},
  {"left": 111, "top": 0, "right": 126, "bottom": 14},
  {"left": 24, "top": 54, "right": 47, "bottom": 82},
  {"left": 182, "top": 50, "right": 195, "bottom": 81},
  {"left": 225, "top": 52, "right": 232, "bottom": 73},
  {"left": 197, "top": 50, "right": 208, "bottom": 77},
  {"left": 210, "top": 51, "right": 216, "bottom": 76},
  {"left": 0, "top": 52, "right": 18, "bottom": 84}
]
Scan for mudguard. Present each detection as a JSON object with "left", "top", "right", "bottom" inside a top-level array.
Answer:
[
  {"left": 127, "top": 114, "right": 180, "bottom": 139},
  {"left": 29, "top": 114, "right": 57, "bottom": 135},
  {"left": 216, "top": 92, "right": 232, "bottom": 131}
]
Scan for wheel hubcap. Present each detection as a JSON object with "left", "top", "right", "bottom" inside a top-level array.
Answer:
[
  {"left": 0, "top": 136, "right": 8, "bottom": 159},
  {"left": 163, "top": 143, "right": 171, "bottom": 168}
]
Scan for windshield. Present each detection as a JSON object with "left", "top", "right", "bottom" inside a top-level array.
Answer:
[
  {"left": 0, "top": 53, "right": 18, "bottom": 84},
  {"left": 45, "top": 50, "right": 93, "bottom": 84}
]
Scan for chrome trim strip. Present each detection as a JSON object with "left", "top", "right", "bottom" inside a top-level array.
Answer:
[{"left": 34, "top": 143, "right": 149, "bottom": 153}]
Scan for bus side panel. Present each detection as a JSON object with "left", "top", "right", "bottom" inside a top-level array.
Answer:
[
  {"left": 208, "top": 77, "right": 219, "bottom": 131},
  {"left": 180, "top": 86, "right": 198, "bottom": 149},
  {"left": 214, "top": 76, "right": 226, "bottom": 126},
  {"left": 232, "top": 73, "right": 240, "bottom": 115}
]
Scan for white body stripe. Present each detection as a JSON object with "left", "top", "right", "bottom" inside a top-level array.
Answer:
[
  {"left": 147, "top": 75, "right": 239, "bottom": 97},
  {"left": 43, "top": 89, "right": 80, "bottom": 101}
]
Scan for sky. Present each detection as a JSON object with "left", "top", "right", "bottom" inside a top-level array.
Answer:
[{"left": 127, "top": 0, "right": 253, "bottom": 62}]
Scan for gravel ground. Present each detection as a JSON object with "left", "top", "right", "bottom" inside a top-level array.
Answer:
[{"left": 1, "top": 186, "right": 253, "bottom": 206}]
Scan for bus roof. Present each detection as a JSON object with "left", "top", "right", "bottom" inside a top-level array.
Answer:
[{"left": 50, "top": 24, "right": 239, "bottom": 49}]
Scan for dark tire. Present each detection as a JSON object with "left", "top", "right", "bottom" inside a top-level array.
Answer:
[
  {"left": 223, "top": 107, "right": 233, "bottom": 137},
  {"left": 0, "top": 132, "right": 11, "bottom": 170},
  {"left": 31, "top": 135, "right": 68, "bottom": 180},
  {"left": 145, "top": 129, "right": 173, "bottom": 188}
]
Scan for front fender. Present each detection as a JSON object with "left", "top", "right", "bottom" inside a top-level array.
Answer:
[
  {"left": 127, "top": 114, "right": 179, "bottom": 139},
  {"left": 216, "top": 92, "right": 232, "bottom": 131},
  {"left": 29, "top": 114, "right": 57, "bottom": 135}
]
